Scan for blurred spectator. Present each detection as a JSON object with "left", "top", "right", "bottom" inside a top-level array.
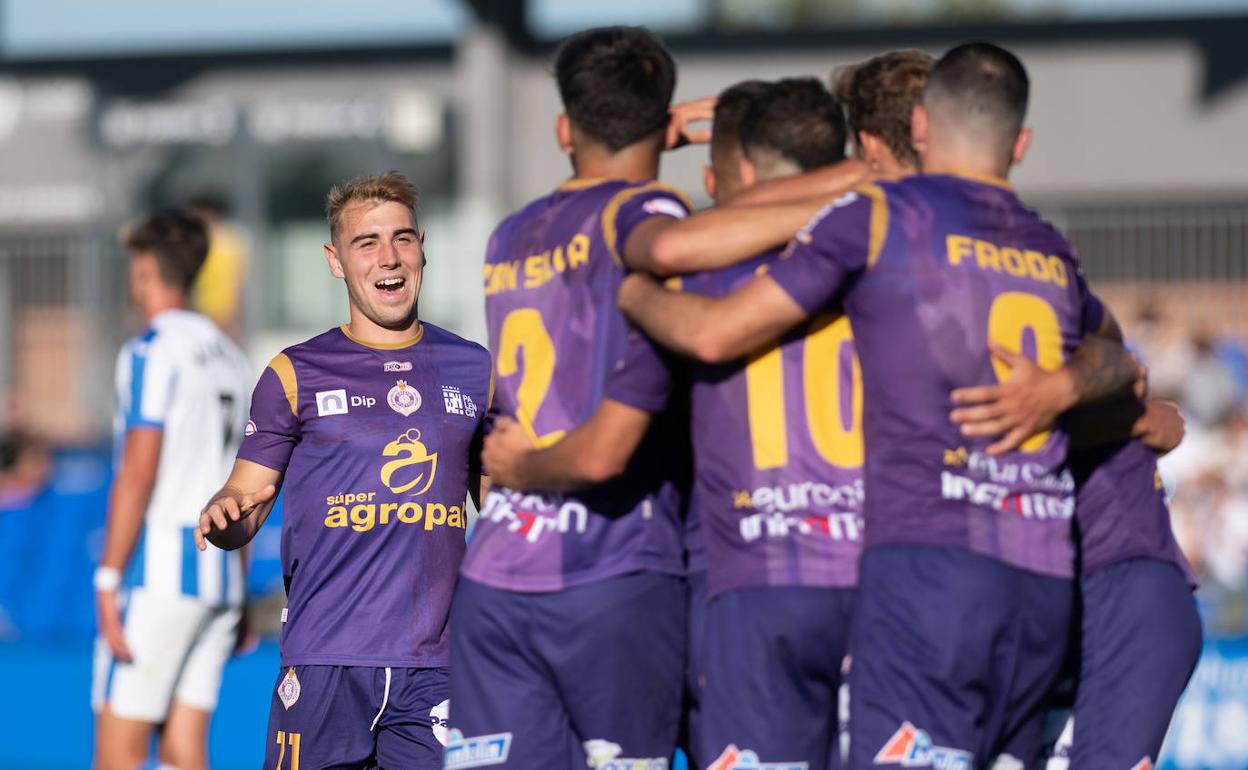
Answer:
[
  {"left": 1181, "top": 328, "right": 1240, "bottom": 428},
  {"left": 188, "top": 192, "right": 250, "bottom": 339},
  {"left": 0, "top": 428, "right": 51, "bottom": 510}
]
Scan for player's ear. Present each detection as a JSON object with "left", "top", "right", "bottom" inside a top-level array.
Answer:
[
  {"left": 702, "top": 164, "right": 717, "bottom": 201},
  {"left": 911, "top": 104, "right": 929, "bottom": 159},
  {"left": 555, "top": 114, "right": 573, "bottom": 155},
  {"left": 1011, "top": 126, "right": 1033, "bottom": 167},
  {"left": 323, "top": 243, "right": 345, "bottom": 280}
]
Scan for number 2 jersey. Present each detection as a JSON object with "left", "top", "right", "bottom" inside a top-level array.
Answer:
[
  {"left": 769, "top": 174, "right": 1103, "bottom": 578},
  {"left": 462, "top": 178, "right": 694, "bottom": 592},
  {"left": 236, "top": 323, "right": 491, "bottom": 667},
  {"left": 114, "top": 308, "right": 249, "bottom": 607},
  {"left": 679, "top": 251, "right": 864, "bottom": 599}
]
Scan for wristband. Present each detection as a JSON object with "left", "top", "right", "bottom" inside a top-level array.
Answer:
[{"left": 94, "top": 566, "right": 122, "bottom": 592}]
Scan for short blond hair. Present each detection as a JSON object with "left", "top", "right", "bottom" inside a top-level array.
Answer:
[{"left": 325, "top": 171, "right": 419, "bottom": 242}]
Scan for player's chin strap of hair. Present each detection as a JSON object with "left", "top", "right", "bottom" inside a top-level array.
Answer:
[{"left": 370, "top": 667, "right": 392, "bottom": 732}]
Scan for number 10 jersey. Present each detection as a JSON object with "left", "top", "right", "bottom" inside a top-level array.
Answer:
[{"left": 463, "top": 178, "right": 694, "bottom": 592}]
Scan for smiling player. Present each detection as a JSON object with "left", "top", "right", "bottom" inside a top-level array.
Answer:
[{"left": 196, "top": 171, "right": 490, "bottom": 770}]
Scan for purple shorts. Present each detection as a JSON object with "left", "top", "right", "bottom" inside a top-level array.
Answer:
[
  {"left": 262, "top": 665, "right": 448, "bottom": 770},
  {"left": 683, "top": 570, "right": 709, "bottom": 770},
  {"left": 448, "top": 572, "right": 686, "bottom": 770},
  {"left": 701, "top": 585, "right": 855, "bottom": 770},
  {"left": 849, "top": 545, "right": 1073, "bottom": 769},
  {"left": 1068, "top": 559, "right": 1201, "bottom": 769}
]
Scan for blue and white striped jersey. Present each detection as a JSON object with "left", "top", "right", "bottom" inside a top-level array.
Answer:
[{"left": 113, "top": 309, "right": 250, "bottom": 607}]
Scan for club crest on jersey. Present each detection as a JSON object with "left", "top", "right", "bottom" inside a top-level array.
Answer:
[
  {"left": 387, "top": 379, "right": 422, "bottom": 416},
  {"left": 384, "top": 360, "right": 412, "bottom": 372},
  {"left": 875, "top": 722, "right": 972, "bottom": 770},
  {"left": 380, "top": 428, "right": 438, "bottom": 495},
  {"left": 708, "top": 744, "right": 807, "bottom": 770},
  {"left": 244, "top": 420, "right": 257, "bottom": 437},
  {"left": 277, "top": 667, "right": 301, "bottom": 710}
]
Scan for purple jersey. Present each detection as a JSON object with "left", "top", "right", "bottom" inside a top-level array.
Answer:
[
  {"left": 462, "top": 178, "right": 693, "bottom": 592},
  {"left": 680, "top": 250, "right": 864, "bottom": 597},
  {"left": 1072, "top": 439, "right": 1197, "bottom": 585},
  {"left": 770, "top": 175, "right": 1102, "bottom": 578},
  {"left": 237, "top": 323, "right": 491, "bottom": 667}
]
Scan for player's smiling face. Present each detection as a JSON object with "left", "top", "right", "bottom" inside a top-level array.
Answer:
[{"left": 325, "top": 200, "right": 425, "bottom": 331}]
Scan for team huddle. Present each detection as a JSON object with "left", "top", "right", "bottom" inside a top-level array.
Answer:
[{"left": 91, "top": 23, "right": 1202, "bottom": 770}]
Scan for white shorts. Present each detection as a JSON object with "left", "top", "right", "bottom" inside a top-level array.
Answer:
[{"left": 91, "top": 587, "right": 242, "bottom": 723}]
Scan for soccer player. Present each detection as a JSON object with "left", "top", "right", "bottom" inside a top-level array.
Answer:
[
  {"left": 675, "top": 77, "right": 861, "bottom": 770},
  {"left": 93, "top": 211, "right": 250, "bottom": 770},
  {"left": 195, "top": 172, "right": 491, "bottom": 770},
  {"left": 618, "top": 43, "right": 1140, "bottom": 768},
  {"left": 447, "top": 26, "right": 698, "bottom": 770}
]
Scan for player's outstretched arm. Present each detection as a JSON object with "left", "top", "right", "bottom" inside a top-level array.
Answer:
[
  {"left": 950, "top": 313, "right": 1140, "bottom": 456},
  {"left": 196, "top": 459, "right": 282, "bottom": 552},
  {"left": 618, "top": 272, "right": 808, "bottom": 363},
  {"left": 96, "top": 426, "right": 163, "bottom": 663},
  {"left": 482, "top": 402, "right": 652, "bottom": 492},
  {"left": 638, "top": 200, "right": 831, "bottom": 277},
  {"left": 724, "top": 158, "right": 871, "bottom": 208}
]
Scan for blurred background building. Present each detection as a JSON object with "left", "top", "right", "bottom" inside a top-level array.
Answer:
[{"left": 2, "top": 1, "right": 1247, "bottom": 768}]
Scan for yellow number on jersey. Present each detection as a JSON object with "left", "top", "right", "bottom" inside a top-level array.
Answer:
[
  {"left": 987, "top": 291, "right": 1065, "bottom": 452},
  {"left": 275, "top": 731, "right": 301, "bottom": 770},
  {"left": 497, "top": 308, "right": 566, "bottom": 449},
  {"left": 745, "top": 313, "right": 864, "bottom": 470}
]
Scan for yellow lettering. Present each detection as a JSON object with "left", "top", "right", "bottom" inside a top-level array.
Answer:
[
  {"left": 947, "top": 234, "right": 973, "bottom": 265},
  {"left": 448, "top": 506, "right": 464, "bottom": 528},
  {"left": 568, "top": 233, "right": 590, "bottom": 268},
  {"left": 1048, "top": 256, "right": 1068, "bottom": 288},
  {"left": 425, "top": 502, "right": 448, "bottom": 530},
  {"left": 1024, "top": 250, "right": 1050, "bottom": 282},
  {"left": 552, "top": 245, "right": 566, "bottom": 273},
  {"left": 379, "top": 502, "right": 397, "bottom": 525},
  {"left": 1001, "top": 247, "right": 1027, "bottom": 277},
  {"left": 350, "top": 504, "right": 375, "bottom": 532},
  {"left": 524, "top": 253, "right": 553, "bottom": 289},
  {"left": 324, "top": 505, "right": 348, "bottom": 528},
  {"left": 975, "top": 239, "right": 1001, "bottom": 271},
  {"left": 397, "top": 502, "right": 422, "bottom": 524}
]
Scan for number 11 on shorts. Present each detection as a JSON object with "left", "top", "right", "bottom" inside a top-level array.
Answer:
[{"left": 275, "top": 731, "right": 301, "bottom": 770}]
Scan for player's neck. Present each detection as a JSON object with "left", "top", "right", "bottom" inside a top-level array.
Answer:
[
  {"left": 921, "top": 147, "right": 1011, "bottom": 186},
  {"left": 345, "top": 308, "right": 423, "bottom": 348},
  {"left": 571, "top": 143, "right": 660, "bottom": 185},
  {"left": 141, "top": 293, "right": 186, "bottom": 324}
]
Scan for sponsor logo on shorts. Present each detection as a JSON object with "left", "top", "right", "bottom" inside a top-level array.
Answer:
[
  {"left": 442, "top": 385, "right": 478, "bottom": 418},
  {"left": 445, "top": 729, "right": 512, "bottom": 768},
  {"left": 316, "top": 389, "right": 349, "bottom": 416},
  {"left": 277, "top": 667, "right": 300, "bottom": 710},
  {"left": 429, "top": 699, "right": 450, "bottom": 747},
  {"left": 642, "top": 197, "right": 688, "bottom": 220},
  {"left": 875, "top": 722, "right": 972, "bottom": 769},
  {"left": 244, "top": 420, "right": 257, "bottom": 437},
  {"left": 387, "top": 379, "right": 421, "bottom": 416},
  {"left": 384, "top": 360, "right": 413, "bottom": 372},
  {"left": 583, "top": 739, "right": 668, "bottom": 770},
  {"left": 709, "top": 744, "right": 808, "bottom": 770},
  {"left": 1129, "top": 759, "right": 1153, "bottom": 770}
]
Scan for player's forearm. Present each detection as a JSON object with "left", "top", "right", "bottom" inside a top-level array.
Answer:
[
  {"left": 100, "top": 471, "right": 156, "bottom": 571},
  {"left": 513, "top": 436, "right": 620, "bottom": 492},
  {"left": 1061, "top": 334, "right": 1139, "bottom": 409},
  {"left": 725, "top": 158, "right": 870, "bottom": 207},
  {"left": 619, "top": 274, "right": 736, "bottom": 363},
  {"left": 646, "top": 202, "right": 822, "bottom": 276},
  {"left": 204, "top": 485, "right": 266, "bottom": 551}
]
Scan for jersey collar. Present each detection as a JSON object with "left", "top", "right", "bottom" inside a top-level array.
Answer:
[{"left": 339, "top": 323, "right": 425, "bottom": 350}]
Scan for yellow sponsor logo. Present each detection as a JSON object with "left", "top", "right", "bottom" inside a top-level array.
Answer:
[
  {"left": 324, "top": 500, "right": 465, "bottom": 532},
  {"left": 946, "top": 233, "right": 1069, "bottom": 289},
  {"left": 380, "top": 428, "right": 438, "bottom": 495}
]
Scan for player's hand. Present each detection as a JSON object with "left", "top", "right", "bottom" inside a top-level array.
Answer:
[
  {"left": 1132, "top": 355, "right": 1149, "bottom": 400},
  {"left": 1136, "top": 399, "right": 1185, "bottom": 455},
  {"left": 617, "top": 272, "right": 659, "bottom": 319},
  {"left": 96, "top": 588, "right": 132, "bottom": 663},
  {"left": 481, "top": 417, "right": 536, "bottom": 489},
  {"left": 195, "top": 484, "right": 277, "bottom": 551},
  {"left": 949, "top": 342, "right": 1077, "bottom": 456},
  {"left": 666, "top": 97, "right": 716, "bottom": 150}
]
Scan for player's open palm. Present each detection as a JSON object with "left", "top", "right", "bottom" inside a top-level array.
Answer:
[
  {"left": 195, "top": 484, "right": 277, "bottom": 551},
  {"left": 950, "top": 342, "right": 1067, "bottom": 456},
  {"left": 96, "top": 588, "right": 132, "bottom": 663}
]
